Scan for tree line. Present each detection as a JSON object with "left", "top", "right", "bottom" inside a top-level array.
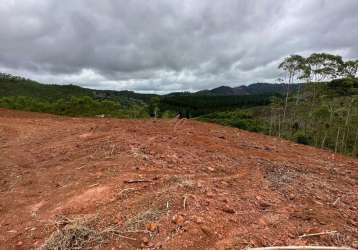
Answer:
[
  {"left": 270, "top": 53, "right": 358, "bottom": 156},
  {"left": 0, "top": 96, "right": 148, "bottom": 118}
]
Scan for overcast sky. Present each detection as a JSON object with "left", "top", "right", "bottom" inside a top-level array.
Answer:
[{"left": 1, "top": 0, "right": 357, "bottom": 93}]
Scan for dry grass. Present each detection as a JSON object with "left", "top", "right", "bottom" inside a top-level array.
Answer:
[
  {"left": 122, "top": 208, "right": 166, "bottom": 232},
  {"left": 37, "top": 215, "right": 137, "bottom": 250},
  {"left": 168, "top": 175, "right": 196, "bottom": 190},
  {"left": 38, "top": 216, "right": 105, "bottom": 250}
]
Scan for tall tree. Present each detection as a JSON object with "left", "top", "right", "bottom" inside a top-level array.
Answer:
[
  {"left": 342, "top": 60, "right": 358, "bottom": 78},
  {"left": 278, "top": 55, "right": 305, "bottom": 120}
]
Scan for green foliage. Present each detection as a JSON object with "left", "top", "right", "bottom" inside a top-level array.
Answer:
[
  {"left": 279, "top": 54, "right": 305, "bottom": 82},
  {"left": 0, "top": 73, "right": 153, "bottom": 118},
  {"left": 293, "top": 132, "right": 311, "bottom": 145},
  {"left": 198, "top": 110, "right": 267, "bottom": 132},
  {"left": 159, "top": 94, "right": 275, "bottom": 117},
  {"left": 161, "top": 110, "right": 177, "bottom": 118},
  {"left": 148, "top": 96, "right": 161, "bottom": 117},
  {"left": 0, "top": 73, "right": 154, "bottom": 106},
  {"left": 0, "top": 96, "right": 149, "bottom": 118},
  {"left": 327, "top": 78, "right": 358, "bottom": 95},
  {"left": 196, "top": 76, "right": 358, "bottom": 157},
  {"left": 342, "top": 60, "right": 358, "bottom": 78}
]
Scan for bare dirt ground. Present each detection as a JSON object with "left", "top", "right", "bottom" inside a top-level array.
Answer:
[{"left": 0, "top": 108, "right": 357, "bottom": 250}]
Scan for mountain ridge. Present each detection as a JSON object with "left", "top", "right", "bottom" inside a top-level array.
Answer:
[
  {"left": 195, "top": 82, "right": 298, "bottom": 96},
  {"left": 0, "top": 73, "right": 296, "bottom": 100}
]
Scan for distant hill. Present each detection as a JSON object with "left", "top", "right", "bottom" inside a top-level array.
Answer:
[
  {"left": 0, "top": 73, "right": 155, "bottom": 106},
  {"left": 0, "top": 73, "right": 297, "bottom": 104},
  {"left": 195, "top": 83, "right": 299, "bottom": 96}
]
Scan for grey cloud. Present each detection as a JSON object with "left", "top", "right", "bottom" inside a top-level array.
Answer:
[{"left": 0, "top": 0, "right": 357, "bottom": 93}]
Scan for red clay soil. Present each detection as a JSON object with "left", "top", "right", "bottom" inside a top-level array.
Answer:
[{"left": 0, "top": 108, "right": 357, "bottom": 250}]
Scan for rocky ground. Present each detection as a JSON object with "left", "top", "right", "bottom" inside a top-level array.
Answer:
[{"left": 0, "top": 108, "right": 357, "bottom": 250}]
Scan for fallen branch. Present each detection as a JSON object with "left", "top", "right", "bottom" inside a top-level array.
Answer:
[
  {"left": 183, "top": 195, "right": 188, "bottom": 209},
  {"left": 299, "top": 231, "right": 337, "bottom": 239},
  {"left": 124, "top": 179, "right": 151, "bottom": 184},
  {"left": 248, "top": 246, "right": 354, "bottom": 250},
  {"left": 123, "top": 229, "right": 150, "bottom": 234},
  {"left": 333, "top": 197, "right": 341, "bottom": 206}
]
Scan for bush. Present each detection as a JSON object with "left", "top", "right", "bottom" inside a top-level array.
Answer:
[
  {"left": 294, "top": 132, "right": 311, "bottom": 145},
  {"left": 161, "top": 110, "right": 177, "bottom": 118}
]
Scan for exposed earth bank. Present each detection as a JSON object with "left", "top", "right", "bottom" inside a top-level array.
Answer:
[{"left": 0, "top": 108, "right": 357, "bottom": 249}]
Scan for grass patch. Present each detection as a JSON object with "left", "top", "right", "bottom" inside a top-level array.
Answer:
[{"left": 38, "top": 216, "right": 105, "bottom": 250}]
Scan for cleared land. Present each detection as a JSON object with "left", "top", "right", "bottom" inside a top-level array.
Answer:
[{"left": 0, "top": 108, "right": 357, "bottom": 249}]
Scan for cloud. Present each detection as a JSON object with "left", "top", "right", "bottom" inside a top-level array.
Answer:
[{"left": 0, "top": 0, "right": 357, "bottom": 93}]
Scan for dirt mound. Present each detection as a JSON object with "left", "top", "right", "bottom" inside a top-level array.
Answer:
[{"left": 0, "top": 108, "right": 357, "bottom": 249}]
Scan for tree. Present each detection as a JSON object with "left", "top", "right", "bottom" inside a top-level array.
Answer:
[
  {"left": 278, "top": 54, "right": 305, "bottom": 120},
  {"left": 148, "top": 96, "right": 161, "bottom": 118},
  {"left": 342, "top": 60, "right": 358, "bottom": 78}
]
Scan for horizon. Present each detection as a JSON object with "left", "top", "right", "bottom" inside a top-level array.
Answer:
[
  {"left": 1, "top": 72, "right": 297, "bottom": 95},
  {"left": 1, "top": 1, "right": 357, "bottom": 93}
]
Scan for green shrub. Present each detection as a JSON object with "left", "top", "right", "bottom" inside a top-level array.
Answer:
[
  {"left": 294, "top": 132, "right": 311, "bottom": 145},
  {"left": 161, "top": 110, "right": 177, "bottom": 118}
]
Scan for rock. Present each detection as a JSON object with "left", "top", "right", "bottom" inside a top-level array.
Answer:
[
  {"left": 172, "top": 214, "right": 185, "bottom": 225},
  {"left": 146, "top": 222, "right": 158, "bottom": 232},
  {"left": 222, "top": 206, "right": 235, "bottom": 214},
  {"left": 16, "top": 241, "right": 23, "bottom": 246}
]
